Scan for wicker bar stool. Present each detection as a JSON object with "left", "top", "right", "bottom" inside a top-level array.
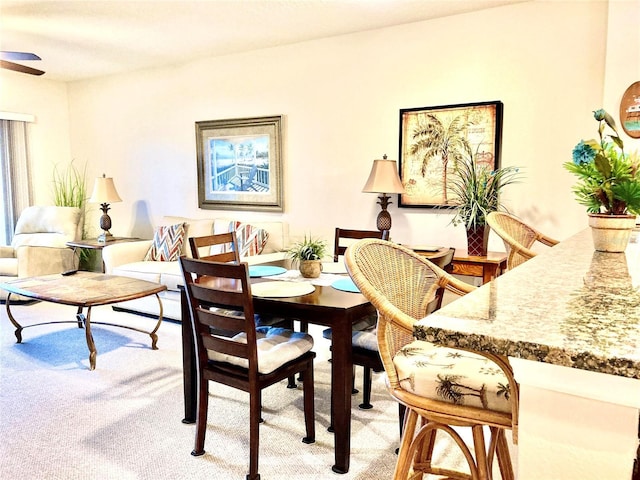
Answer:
[
  {"left": 486, "top": 212, "right": 558, "bottom": 270},
  {"left": 345, "top": 239, "right": 518, "bottom": 480}
]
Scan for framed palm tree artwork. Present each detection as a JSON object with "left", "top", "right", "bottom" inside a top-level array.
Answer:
[{"left": 398, "top": 101, "right": 503, "bottom": 208}]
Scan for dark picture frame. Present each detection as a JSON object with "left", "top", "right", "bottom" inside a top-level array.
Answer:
[
  {"left": 398, "top": 101, "right": 503, "bottom": 208},
  {"left": 196, "top": 115, "right": 284, "bottom": 212}
]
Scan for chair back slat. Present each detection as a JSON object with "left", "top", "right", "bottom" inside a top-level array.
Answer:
[
  {"left": 189, "top": 231, "right": 240, "bottom": 263},
  {"left": 191, "top": 282, "right": 245, "bottom": 308},
  {"left": 180, "top": 256, "right": 258, "bottom": 368},
  {"left": 333, "top": 227, "right": 387, "bottom": 262},
  {"left": 194, "top": 304, "right": 247, "bottom": 334},
  {"left": 202, "top": 333, "right": 249, "bottom": 359}
]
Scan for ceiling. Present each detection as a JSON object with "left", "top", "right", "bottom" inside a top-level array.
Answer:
[{"left": 0, "top": 0, "right": 525, "bottom": 82}]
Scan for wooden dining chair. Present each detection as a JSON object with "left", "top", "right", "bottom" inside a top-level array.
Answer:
[
  {"left": 179, "top": 257, "right": 316, "bottom": 480},
  {"left": 486, "top": 211, "right": 559, "bottom": 270},
  {"left": 189, "top": 231, "right": 291, "bottom": 323},
  {"left": 333, "top": 227, "right": 389, "bottom": 262},
  {"left": 346, "top": 239, "right": 518, "bottom": 480},
  {"left": 188, "top": 231, "right": 240, "bottom": 263}
]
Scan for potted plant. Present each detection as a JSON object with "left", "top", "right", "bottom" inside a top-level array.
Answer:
[
  {"left": 287, "top": 235, "right": 328, "bottom": 278},
  {"left": 448, "top": 145, "right": 521, "bottom": 256},
  {"left": 564, "top": 109, "right": 640, "bottom": 252},
  {"left": 52, "top": 161, "right": 99, "bottom": 270}
]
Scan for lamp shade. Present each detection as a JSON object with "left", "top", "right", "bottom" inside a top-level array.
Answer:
[
  {"left": 362, "top": 156, "right": 405, "bottom": 194},
  {"left": 89, "top": 174, "right": 122, "bottom": 204}
]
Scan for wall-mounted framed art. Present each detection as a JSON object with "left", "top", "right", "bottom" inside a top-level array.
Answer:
[
  {"left": 620, "top": 81, "right": 640, "bottom": 139},
  {"left": 196, "top": 115, "right": 284, "bottom": 212},
  {"left": 398, "top": 100, "right": 503, "bottom": 208}
]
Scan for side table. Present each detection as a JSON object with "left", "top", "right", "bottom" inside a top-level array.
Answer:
[
  {"left": 450, "top": 249, "right": 507, "bottom": 285},
  {"left": 67, "top": 237, "right": 143, "bottom": 272},
  {"left": 408, "top": 246, "right": 507, "bottom": 285}
]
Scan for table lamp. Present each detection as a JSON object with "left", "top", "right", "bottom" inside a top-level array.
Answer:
[
  {"left": 362, "top": 154, "right": 405, "bottom": 233},
  {"left": 89, "top": 174, "right": 122, "bottom": 242}
]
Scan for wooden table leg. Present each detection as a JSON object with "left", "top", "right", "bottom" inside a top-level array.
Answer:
[
  {"left": 330, "top": 315, "right": 353, "bottom": 474},
  {"left": 181, "top": 286, "right": 197, "bottom": 424}
]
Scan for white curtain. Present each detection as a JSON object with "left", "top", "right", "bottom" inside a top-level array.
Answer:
[{"left": 0, "top": 119, "right": 33, "bottom": 244}]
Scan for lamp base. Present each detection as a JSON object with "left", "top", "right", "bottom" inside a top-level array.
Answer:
[
  {"left": 97, "top": 203, "right": 114, "bottom": 243},
  {"left": 376, "top": 194, "right": 392, "bottom": 231},
  {"left": 376, "top": 210, "right": 392, "bottom": 231},
  {"left": 97, "top": 231, "right": 113, "bottom": 243}
]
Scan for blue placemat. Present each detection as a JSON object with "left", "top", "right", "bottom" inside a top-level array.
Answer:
[
  {"left": 248, "top": 265, "right": 287, "bottom": 278},
  {"left": 331, "top": 277, "right": 360, "bottom": 293}
]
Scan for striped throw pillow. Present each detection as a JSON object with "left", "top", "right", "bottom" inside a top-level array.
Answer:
[
  {"left": 144, "top": 223, "right": 186, "bottom": 261},
  {"left": 229, "top": 221, "right": 269, "bottom": 257}
]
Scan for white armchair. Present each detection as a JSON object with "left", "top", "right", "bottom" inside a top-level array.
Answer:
[{"left": 0, "top": 206, "right": 83, "bottom": 300}]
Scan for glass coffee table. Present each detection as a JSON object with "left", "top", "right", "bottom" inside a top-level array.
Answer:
[{"left": 1, "top": 271, "right": 167, "bottom": 370}]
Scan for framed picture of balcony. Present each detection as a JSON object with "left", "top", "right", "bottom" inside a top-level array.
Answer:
[
  {"left": 398, "top": 101, "right": 503, "bottom": 208},
  {"left": 196, "top": 115, "right": 284, "bottom": 212}
]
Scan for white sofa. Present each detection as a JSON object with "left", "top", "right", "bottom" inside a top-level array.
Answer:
[{"left": 102, "top": 216, "right": 289, "bottom": 321}]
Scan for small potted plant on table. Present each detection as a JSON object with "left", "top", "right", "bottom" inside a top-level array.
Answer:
[{"left": 287, "top": 235, "right": 328, "bottom": 278}]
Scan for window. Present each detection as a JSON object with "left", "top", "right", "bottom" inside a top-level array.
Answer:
[{"left": 0, "top": 116, "right": 33, "bottom": 244}]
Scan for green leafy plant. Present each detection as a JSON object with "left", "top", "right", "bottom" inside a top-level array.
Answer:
[
  {"left": 52, "top": 161, "right": 87, "bottom": 209},
  {"left": 564, "top": 109, "right": 640, "bottom": 216},
  {"left": 448, "top": 145, "right": 521, "bottom": 229},
  {"left": 287, "top": 235, "right": 328, "bottom": 265},
  {"left": 52, "top": 161, "right": 97, "bottom": 269}
]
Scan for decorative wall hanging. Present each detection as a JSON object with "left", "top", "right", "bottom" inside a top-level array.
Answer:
[
  {"left": 196, "top": 115, "right": 283, "bottom": 212},
  {"left": 398, "top": 101, "right": 503, "bottom": 208},
  {"left": 619, "top": 81, "right": 640, "bottom": 139}
]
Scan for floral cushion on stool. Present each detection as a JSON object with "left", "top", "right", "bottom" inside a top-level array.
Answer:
[{"left": 393, "top": 340, "right": 511, "bottom": 414}]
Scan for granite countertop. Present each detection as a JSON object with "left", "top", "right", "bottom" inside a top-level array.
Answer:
[{"left": 414, "top": 228, "right": 640, "bottom": 379}]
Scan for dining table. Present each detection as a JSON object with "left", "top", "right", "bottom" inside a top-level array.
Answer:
[
  {"left": 180, "top": 261, "right": 376, "bottom": 474},
  {"left": 414, "top": 228, "right": 640, "bottom": 480}
]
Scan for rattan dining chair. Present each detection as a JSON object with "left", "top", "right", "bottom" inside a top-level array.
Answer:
[
  {"left": 345, "top": 239, "right": 518, "bottom": 480},
  {"left": 180, "top": 257, "right": 316, "bottom": 480},
  {"left": 486, "top": 211, "right": 559, "bottom": 270},
  {"left": 348, "top": 245, "right": 456, "bottom": 410}
]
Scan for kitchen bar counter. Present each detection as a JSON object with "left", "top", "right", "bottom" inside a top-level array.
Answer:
[{"left": 414, "top": 228, "right": 640, "bottom": 479}]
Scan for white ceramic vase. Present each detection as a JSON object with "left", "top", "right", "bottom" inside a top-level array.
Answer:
[{"left": 588, "top": 213, "right": 637, "bottom": 252}]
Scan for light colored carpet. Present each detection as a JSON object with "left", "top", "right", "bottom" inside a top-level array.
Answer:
[{"left": 0, "top": 301, "right": 478, "bottom": 479}]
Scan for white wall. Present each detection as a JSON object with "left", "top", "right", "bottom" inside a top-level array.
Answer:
[
  {"left": 0, "top": 73, "right": 71, "bottom": 206},
  {"left": 2, "top": 0, "right": 639, "bottom": 250}
]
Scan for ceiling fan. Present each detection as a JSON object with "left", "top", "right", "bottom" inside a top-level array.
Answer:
[{"left": 0, "top": 51, "right": 45, "bottom": 76}]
